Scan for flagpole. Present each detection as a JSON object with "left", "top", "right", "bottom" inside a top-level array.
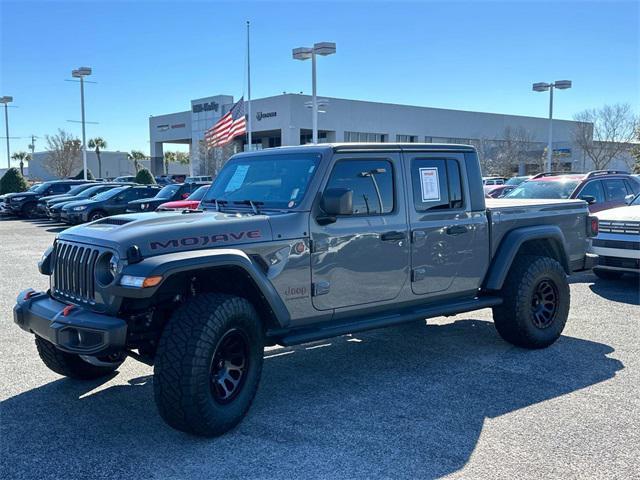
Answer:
[{"left": 246, "top": 20, "right": 252, "bottom": 151}]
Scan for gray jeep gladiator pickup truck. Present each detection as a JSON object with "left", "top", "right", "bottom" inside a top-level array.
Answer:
[{"left": 14, "top": 143, "right": 597, "bottom": 436}]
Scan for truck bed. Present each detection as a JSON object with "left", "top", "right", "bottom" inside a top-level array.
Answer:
[{"left": 485, "top": 198, "right": 590, "bottom": 269}]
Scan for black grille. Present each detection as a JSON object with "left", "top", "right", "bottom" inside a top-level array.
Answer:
[
  {"left": 592, "top": 239, "right": 640, "bottom": 250},
  {"left": 599, "top": 256, "right": 640, "bottom": 270},
  {"left": 52, "top": 241, "right": 102, "bottom": 304},
  {"left": 598, "top": 221, "right": 640, "bottom": 235}
]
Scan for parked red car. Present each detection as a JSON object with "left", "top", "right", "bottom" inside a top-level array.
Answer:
[
  {"left": 156, "top": 185, "right": 210, "bottom": 211},
  {"left": 504, "top": 170, "right": 640, "bottom": 212}
]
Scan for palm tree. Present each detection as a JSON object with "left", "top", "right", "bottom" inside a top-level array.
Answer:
[
  {"left": 128, "top": 150, "right": 147, "bottom": 173},
  {"left": 88, "top": 137, "right": 107, "bottom": 178},
  {"left": 163, "top": 151, "right": 176, "bottom": 176},
  {"left": 11, "top": 151, "right": 30, "bottom": 176}
]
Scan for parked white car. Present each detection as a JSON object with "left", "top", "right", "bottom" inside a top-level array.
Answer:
[{"left": 591, "top": 194, "right": 640, "bottom": 279}]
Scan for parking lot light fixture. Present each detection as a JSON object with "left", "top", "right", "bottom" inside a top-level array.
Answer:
[
  {"left": 532, "top": 80, "right": 572, "bottom": 172},
  {"left": 0, "top": 95, "right": 13, "bottom": 168},
  {"left": 292, "top": 42, "right": 336, "bottom": 144},
  {"left": 71, "top": 67, "right": 92, "bottom": 180}
]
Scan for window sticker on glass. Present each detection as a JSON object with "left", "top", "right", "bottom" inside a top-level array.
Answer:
[
  {"left": 419, "top": 167, "right": 440, "bottom": 201},
  {"left": 224, "top": 165, "right": 250, "bottom": 192}
]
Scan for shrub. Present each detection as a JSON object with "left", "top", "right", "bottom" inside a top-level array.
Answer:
[
  {"left": 135, "top": 168, "right": 156, "bottom": 184},
  {"left": 0, "top": 168, "right": 29, "bottom": 194},
  {"left": 73, "top": 169, "right": 94, "bottom": 180}
]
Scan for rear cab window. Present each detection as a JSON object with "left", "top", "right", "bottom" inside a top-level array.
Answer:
[{"left": 411, "top": 158, "right": 464, "bottom": 211}]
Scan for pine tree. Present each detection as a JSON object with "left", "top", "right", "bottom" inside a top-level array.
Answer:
[
  {"left": 135, "top": 168, "right": 156, "bottom": 184},
  {"left": 0, "top": 167, "right": 29, "bottom": 194}
]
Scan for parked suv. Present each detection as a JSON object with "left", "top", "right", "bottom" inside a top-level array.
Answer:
[
  {"left": 505, "top": 170, "right": 640, "bottom": 212},
  {"left": 14, "top": 144, "right": 595, "bottom": 436},
  {"left": 4, "top": 180, "right": 90, "bottom": 218},
  {"left": 46, "top": 184, "right": 128, "bottom": 221},
  {"left": 126, "top": 182, "right": 208, "bottom": 212},
  {"left": 36, "top": 182, "right": 98, "bottom": 216},
  {"left": 590, "top": 193, "right": 640, "bottom": 279},
  {"left": 61, "top": 184, "right": 160, "bottom": 223}
]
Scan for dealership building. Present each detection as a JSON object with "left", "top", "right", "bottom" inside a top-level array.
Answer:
[{"left": 149, "top": 93, "right": 597, "bottom": 176}]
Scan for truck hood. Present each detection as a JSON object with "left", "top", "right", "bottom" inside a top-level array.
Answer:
[
  {"left": 595, "top": 205, "right": 640, "bottom": 222},
  {"left": 59, "top": 210, "right": 274, "bottom": 257},
  {"left": 5, "top": 191, "right": 38, "bottom": 200}
]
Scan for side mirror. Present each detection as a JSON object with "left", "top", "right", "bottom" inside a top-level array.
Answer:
[
  {"left": 318, "top": 188, "right": 353, "bottom": 225},
  {"left": 625, "top": 194, "right": 635, "bottom": 205},
  {"left": 579, "top": 195, "right": 596, "bottom": 205}
]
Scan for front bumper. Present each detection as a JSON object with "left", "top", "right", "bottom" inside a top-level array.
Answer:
[
  {"left": 62, "top": 211, "right": 86, "bottom": 224},
  {"left": 14, "top": 290, "right": 127, "bottom": 355}
]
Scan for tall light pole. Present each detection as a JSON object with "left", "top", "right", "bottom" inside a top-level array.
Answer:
[
  {"left": 72, "top": 67, "right": 92, "bottom": 180},
  {"left": 293, "top": 42, "right": 336, "bottom": 144},
  {"left": 532, "top": 80, "right": 572, "bottom": 172},
  {"left": 0, "top": 96, "right": 13, "bottom": 168}
]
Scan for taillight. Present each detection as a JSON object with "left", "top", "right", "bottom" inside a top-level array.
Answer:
[{"left": 589, "top": 216, "right": 599, "bottom": 237}]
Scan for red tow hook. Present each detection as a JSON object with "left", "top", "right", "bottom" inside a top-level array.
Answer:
[
  {"left": 62, "top": 305, "right": 75, "bottom": 317},
  {"left": 24, "top": 290, "right": 37, "bottom": 301}
]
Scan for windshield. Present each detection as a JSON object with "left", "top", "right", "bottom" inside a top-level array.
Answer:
[
  {"left": 65, "top": 183, "right": 93, "bottom": 195},
  {"left": 78, "top": 185, "right": 112, "bottom": 198},
  {"left": 506, "top": 176, "right": 528, "bottom": 186},
  {"left": 92, "top": 186, "right": 128, "bottom": 201},
  {"left": 28, "top": 184, "right": 41, "bottom": 191},
  {"left": 505, "top": 179, "right": 581, "bottom": 199},
  {"left": 155, "top": 185, "right": 180, "bottom": 199},
  {"left": 203, "top": 153, "right": 320, "bottom": 209},
  {"left": 188, "top": 185, "right": 209, "bottom": 201},
  {"left": 32, "top": 182, "right": 54, "bottom": 194}
]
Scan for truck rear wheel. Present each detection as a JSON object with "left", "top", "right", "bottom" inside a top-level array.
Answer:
[
  {"left": 153, "top": 293, "right": 264, "bottom": 437},
  {"left": 35, "top": 336, "right": 123, "bottom": 379},
  {"left": 492, "top": 255, "right": 569, "bottom": 349}
]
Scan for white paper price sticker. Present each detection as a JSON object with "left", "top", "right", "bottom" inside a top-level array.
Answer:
[{"left": 419, "top": 167, "right": 440, "bottom": 202}]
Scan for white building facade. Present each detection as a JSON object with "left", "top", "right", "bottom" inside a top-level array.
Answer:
[{"left": 149, "top": 93, "right": 628, "bottom": 176}]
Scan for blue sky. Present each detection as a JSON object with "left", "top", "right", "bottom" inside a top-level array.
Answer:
[{"left": 1, "top": 0, "right": 638, "bottom": 165}]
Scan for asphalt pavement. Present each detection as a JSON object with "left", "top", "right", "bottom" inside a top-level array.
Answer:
[{"left": 1, "top": 217, "right": 638, "bottom": 479}]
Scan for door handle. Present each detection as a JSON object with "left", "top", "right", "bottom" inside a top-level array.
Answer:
[
  {"left": 381, "top": 231, "right": 405, "bottom": 241},
  {"left": 445, "top": 225, "right": 468, "bottom": 236}
]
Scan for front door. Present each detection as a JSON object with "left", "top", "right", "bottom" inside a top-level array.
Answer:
[
  {"left": 310, "top": 154, "right": 409, "bottom": 311},
  {"left": 404, "top": 152, "right": 488, "bottom": 297}
]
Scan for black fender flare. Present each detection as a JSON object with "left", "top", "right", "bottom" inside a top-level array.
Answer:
[
  {"left": 112, "top": 248, "right": 291, "bottom": 327},
  {"left": 483, "top": 225, "right": 570, "bottom": 291}
]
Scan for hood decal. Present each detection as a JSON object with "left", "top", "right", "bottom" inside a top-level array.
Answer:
[{"left": 150, "top": 229, "right": 263, "bottom": 251}]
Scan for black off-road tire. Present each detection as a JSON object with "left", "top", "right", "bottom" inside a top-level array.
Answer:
[
  {"left": 492, "top": 255, "right": 570, "bottom": 349},
  {"left": 153, "top": 293, "right": 264, "bottom": 437},
  {"left": 35, "top": 336, "right": 123, "bottom": 380},
  {"left": 593, "top": 268, "right": 624, "bottom": 280}
]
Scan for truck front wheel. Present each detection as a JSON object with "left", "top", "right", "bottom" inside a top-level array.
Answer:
[
  {"left": 35, "top": 336, "right": 124, "bottom": 379},
  {"left": 492, "top": 255, "right": 570, "bottom": 349},
  {"left": 153, "top": 293, "right": 264, "bottom": 437}
]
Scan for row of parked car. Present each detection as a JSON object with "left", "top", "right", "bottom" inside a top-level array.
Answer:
[
  {"left": 0, "top": 178, "right": 210, "bottom": 224},
  {"left": 484, "top": 170, "right": 640, "bottom": 279}
]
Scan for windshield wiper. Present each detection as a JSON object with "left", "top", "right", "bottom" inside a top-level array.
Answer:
[
  {"left": 201, "top": 199, "right": 228, "bottom": 211},
  {"left": 233, "top": 200, "right": 264, "bottom": 214}
]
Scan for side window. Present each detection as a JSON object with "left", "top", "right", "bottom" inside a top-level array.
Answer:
[
  {"left": 578, "top": 181, "right": 605, "bottom": 203},
  {"left": 325, "top": 159, "right": 394, "bottom": 215},
  {"left": 603, "top": 179, "right": 628, "bottom": 202},
  {"left": 411, "top": 158, "right": 464, "bottom": 211},
  {"left": 624, "top": 179, "right": 639, "bottom": 195}
]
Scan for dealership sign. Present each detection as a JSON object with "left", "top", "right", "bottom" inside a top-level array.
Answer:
[
  {"left": 192, "top": 101, "right": 219, "bottom": 113},
  {"left": 256, "top": 111, "right": 277, "bottom": 121},
  {"left": 156, "top": 123, "right": 186, "bottom": 131}
]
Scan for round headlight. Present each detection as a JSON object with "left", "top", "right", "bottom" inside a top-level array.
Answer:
[{"left": 96, "top": 252, "right": 119, "bottom": 286}]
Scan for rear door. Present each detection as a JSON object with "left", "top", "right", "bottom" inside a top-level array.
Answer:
[
  {"left": 310, "top": 153, "right": 409, "bottom": 311},
  {"left": 404, "top": 152, "right": 489, "bottom": 298}
]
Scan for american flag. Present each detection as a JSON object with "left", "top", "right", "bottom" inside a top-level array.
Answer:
[{"left": 205, "top": 97, "right": 247, "bottom": 148}]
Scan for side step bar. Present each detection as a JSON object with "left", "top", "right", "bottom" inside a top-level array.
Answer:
[{"left": 273, "top": 296, "right": 502, "bottom": 347}]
